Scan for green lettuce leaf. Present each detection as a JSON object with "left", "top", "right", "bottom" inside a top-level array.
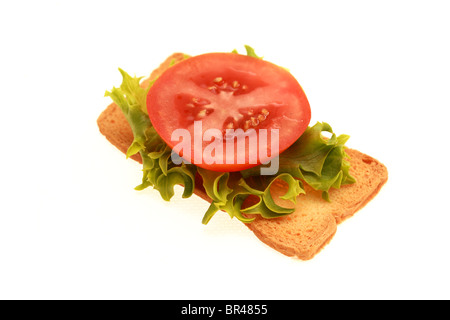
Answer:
[
  {"left": 197, "top": 169, "right": 305, "bottom": 224},
  {"left": 244, "top": 45, "right": 263, "bottom": 59},
  {"left": 104, "top": 69, "right": 150, "bottom": 158},
  {"left": 105, "top": 47, "right": 355, "bottom": 224},
  {"left": 241, "top": 122, "right": 356, "bottom": 201},
  {"left": 232, "top": 45, "right": 263, "bottom": 59},
  {"left": 105, "top": 65, "right": 196, "bottom": 202}
]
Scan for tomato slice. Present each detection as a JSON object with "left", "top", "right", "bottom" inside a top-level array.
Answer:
[{"left": 147, "top": 53, "right": 311, "bottom": 172}]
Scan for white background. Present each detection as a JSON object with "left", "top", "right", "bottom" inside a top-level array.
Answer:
[{"left": 1, "top": 0, "right": 449, "bottom": 300}]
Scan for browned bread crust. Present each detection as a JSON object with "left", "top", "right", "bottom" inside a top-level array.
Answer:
[{"left": 97, "top": 53, "right": 388, "bottom": 260}]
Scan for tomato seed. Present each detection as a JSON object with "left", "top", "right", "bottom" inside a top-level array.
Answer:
[
  {"left": 197, "top": 109, "right": 207, "bottom": 118},
  {"left": 226, "top": 122, "right": 234, "bottom": 129}
]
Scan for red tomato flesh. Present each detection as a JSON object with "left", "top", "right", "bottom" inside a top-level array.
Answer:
[{"left": 147, "top": 53, "right": 311, "bottom": 172}]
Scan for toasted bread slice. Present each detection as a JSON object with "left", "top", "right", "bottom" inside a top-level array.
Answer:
[{"left": 98, "top": 53, "right": 388, "bottom": 260}]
